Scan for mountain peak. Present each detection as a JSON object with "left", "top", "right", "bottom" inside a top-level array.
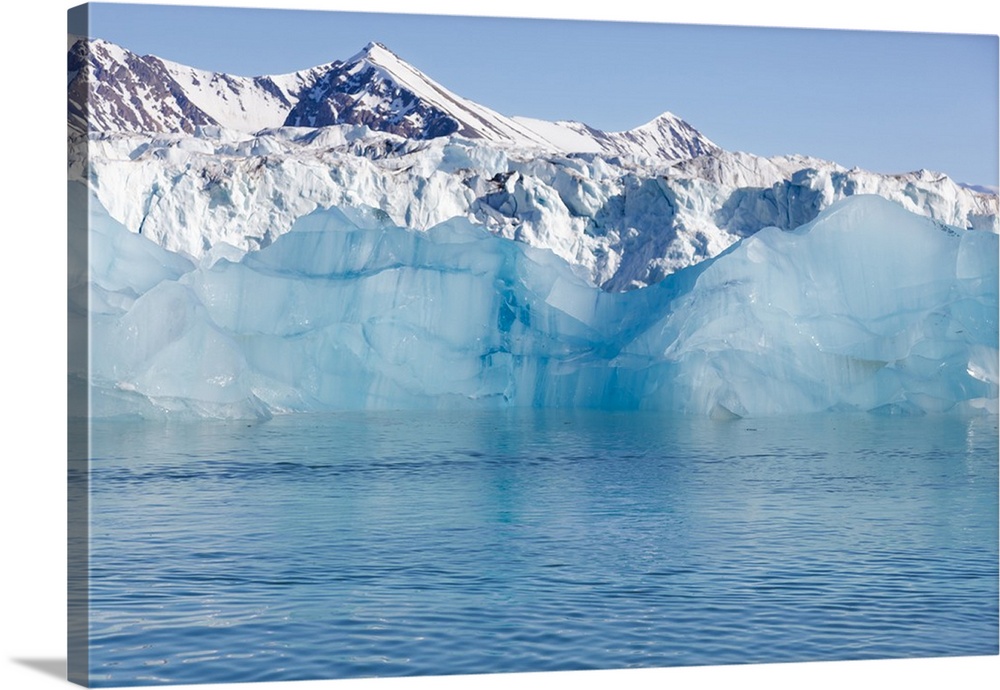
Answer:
[
  {"left": 349, "top": 41, "right": 399, "bottom": 64},
  {"left": 285, "top": 42, "right": 557, "bottom": 146},
  {"left": 68, "top": 36, "right": 332, "bottom": 134},
  {"left": 70, "top": 36, "right": 718, "bottom": 162},
  {"left": 628, "top": 111, "right": 699, "bottom": 134},
  {"left": 611, "top": 110, "right": 719, "bottom": 159},
  {"left": 646, "top": 111, "right": 682, "bottom": 125},
  {"left": 340, "top": 41, "right": 435, "bottom": 99}
]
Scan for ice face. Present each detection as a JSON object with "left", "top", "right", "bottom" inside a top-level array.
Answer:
[
  {"left": 631, "top": 197, "right": 999, "bottom": 416},
  {"left": 78, "top": 182, "right": 998, "bottom": 419},
  {"left": 78, "top": 129, "right": 998, "bottom": 293}
]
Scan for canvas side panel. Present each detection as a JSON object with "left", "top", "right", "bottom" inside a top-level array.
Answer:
[{"left": 67, "top": 4, "right": 90, "bottom": 687}]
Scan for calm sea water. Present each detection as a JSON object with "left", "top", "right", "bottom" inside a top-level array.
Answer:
[{"left": 81, "top": 411, "right": 998, "bottom": 686}]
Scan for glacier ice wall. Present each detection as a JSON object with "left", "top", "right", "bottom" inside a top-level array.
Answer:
[
  {"left": 628, "top": 197, "right": 999, "bottom": 417},
  {"left": 73, "top": 128, "right": 998, "bottom": 291},
  {"left": 77, "top": 182, "right": 998, "bottom": 419}
]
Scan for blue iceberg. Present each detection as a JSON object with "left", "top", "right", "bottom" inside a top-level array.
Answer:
[{"left": 77, "top": 181, "right": 998, "bottom": 418}]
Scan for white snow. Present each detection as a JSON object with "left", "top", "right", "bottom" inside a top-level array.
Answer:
[
  {"left": 511, "top": 117, "right": 605, "bottom": 153},
  {"left": 74, "top": 125, "right": 998, "bottom": 291},
  {"left": 71, "top": 37, "right": 718, "bottom": 161},
  {"left": 348, "top": 43, "right": 556, "bottom": 148},
  {"left": 70, "top": 38, "right": 332, "bottom": 134},
  {"left": 160, "top": 58, "right": 334, "bottom": 133}
]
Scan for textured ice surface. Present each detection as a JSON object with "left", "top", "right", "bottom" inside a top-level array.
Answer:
[
  {"left": 77, "top": 182, "right": 997, "bottom": 419},
  {"left": 75, "top": 129, "right": 998, "bottom": 291},
  {"left": 629, "top": 198, "right": 999, "bottom": 417}
]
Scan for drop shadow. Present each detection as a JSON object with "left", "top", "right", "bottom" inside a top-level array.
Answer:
[{"left": 11, "top": 657, "right": 66, "bottom": 680}]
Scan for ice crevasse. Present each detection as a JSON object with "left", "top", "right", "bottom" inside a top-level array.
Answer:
[{"left": 72, "top": 181, "right": 998, "bottom": 419}]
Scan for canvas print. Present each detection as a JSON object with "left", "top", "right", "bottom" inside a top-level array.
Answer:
[{"left": 67, "top": 2, "right": 999, "bottom": 687}]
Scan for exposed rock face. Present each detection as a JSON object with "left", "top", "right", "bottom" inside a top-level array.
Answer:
[
  {"left": 285, "top": 44, "right": 464, "bottom": 139},
  {"left": 67, "top": 38, "right": 331, "bottom": 134},
  {"left": 69, "top": 39, "right": 219, "bottom": 133}
]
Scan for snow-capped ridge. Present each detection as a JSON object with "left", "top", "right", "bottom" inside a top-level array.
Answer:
[
  {"left": 605, "top": 110, "right": 720, "bottom": 160},
  {"left": 70, "top": 36, "right": 718, "bottom": 162},
  {"left": 346, "top": 41, "right": 403, "bottom": 66},
  {"left": 68, "top": 36, "right": 333, "bottom": 133},
  {"left": 285, "top": 40, "right": 560, "bottom": 147}
]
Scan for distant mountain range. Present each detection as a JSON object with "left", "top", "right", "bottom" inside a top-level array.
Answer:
[{"left": 68, "top": 38, "right": 718, "bottom": 162}]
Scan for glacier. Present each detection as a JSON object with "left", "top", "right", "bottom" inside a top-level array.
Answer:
[
  {"left": 75, "top": 181, "right": 998, "bottom": 420},
  {"left": 74, "top": 127, "right": 997, "bottom": 292}
]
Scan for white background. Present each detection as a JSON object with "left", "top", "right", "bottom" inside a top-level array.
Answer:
[{"left": 2, "top": 1, "right": 998, "bottom": 689}]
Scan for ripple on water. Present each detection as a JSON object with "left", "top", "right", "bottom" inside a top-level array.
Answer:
[{"left": 85, "top": 411, "right": 999, "bottom": 685}]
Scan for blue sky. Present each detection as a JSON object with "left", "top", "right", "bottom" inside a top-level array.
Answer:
[{"left": 77, "top": 2, "right": 999, "bottom": 186}]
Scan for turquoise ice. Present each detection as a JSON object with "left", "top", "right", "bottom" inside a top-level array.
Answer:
[{"left": 77, "top": 182, "right": 998, "bottom": 418}]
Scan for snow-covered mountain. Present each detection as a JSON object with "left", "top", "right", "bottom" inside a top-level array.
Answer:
[
  {"left": 68, "top": 38, "right": 333, "bottom": 133},
  {"left": 69, "top": 38, "right": 718, "bottom": 161},
  {"left": 282, "top": 41, "right": 719, "bottom": 160},
  {"left": 285, "top": 42, "right": 554, "bottom": 145},
  {"left": 68, "top": 37, "right": 998, "bottom": 292}
]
